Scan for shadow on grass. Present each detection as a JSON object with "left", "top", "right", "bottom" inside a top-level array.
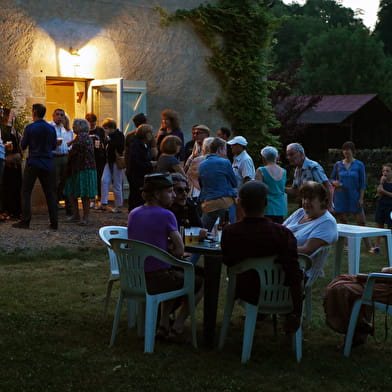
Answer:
[{"left": 0, "top": 245, "right": 105, "bottom": 265}]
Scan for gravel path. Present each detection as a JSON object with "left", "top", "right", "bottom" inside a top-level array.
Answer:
[{"left": 0, "top": 206, "right": 129, "bottom": 253}]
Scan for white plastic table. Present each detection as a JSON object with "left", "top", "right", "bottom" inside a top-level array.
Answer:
[{"left": 334, "top": 224, "right": 392, "bottom": 276}]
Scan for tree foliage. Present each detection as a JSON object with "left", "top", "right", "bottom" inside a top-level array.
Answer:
[
  {"left": 298, "top": 26, "right": 392, "bottom": 106},
  {"left": 374, "top": 0, "right": 392, "bottom": 56},
  {"left": 157, "top": 0, "right": 280, "bottom": 152}
]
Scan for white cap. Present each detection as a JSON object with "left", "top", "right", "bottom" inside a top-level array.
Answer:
[{"left": 227, "top": 136, "right": 248, "bottom": 146}]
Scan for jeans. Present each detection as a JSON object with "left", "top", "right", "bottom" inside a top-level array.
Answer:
[
  {"left": 21, "top": 164, "right": 58, "bottom": 227},
  {"left": 101, "top": 163, "right": 124, "bottom": 207}
]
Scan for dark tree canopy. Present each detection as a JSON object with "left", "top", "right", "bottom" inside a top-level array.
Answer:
[
  {"left": 298, "top": 26, "right": 392, "bottom": 106},
  {"left": 374, "top": 0, "right": 392, "bottom": 55}
]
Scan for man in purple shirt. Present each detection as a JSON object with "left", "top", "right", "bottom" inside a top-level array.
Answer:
[
  {"left": 128, "top": 173, "right": 203, "bottom": 342},
  {"left": 12, "top": 103, "right": 58, "bottom": 230}
]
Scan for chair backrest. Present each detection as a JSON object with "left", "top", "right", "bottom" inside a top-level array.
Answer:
[
  {"left": 362, "top": 273, "right": 392, "bottom": 309},
  {"left": 229, "top": 256, "right": 296, "bottom": 315},
  {"left": 110, "top": 238, "right": 194, "bottom": 299},
  {"left": 299, "top": 245, "right": 331, "bottom": 288},
  {"left": 99, "top": 226, "right": 128, "bottom": 275}
]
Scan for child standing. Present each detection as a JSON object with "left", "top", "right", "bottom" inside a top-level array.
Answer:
[{"left": 370, "top": 163, "right": 392, "bottom": 254}]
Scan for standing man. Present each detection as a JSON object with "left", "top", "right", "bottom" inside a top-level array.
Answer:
[
  {"left": 50, "top": 108, "right": 74, "bottom": 215},
  {"left": 12, "top": 103, "right": 58, "bottom": 230},
  {"left": 285, "top": 143, "right": 332, "bottom": 208},
  {"left": 216, "top": 127, "right": 233, "bottom": 162},
  {"left": 227, "top": 135, "right": 255, "bottom": 221}
]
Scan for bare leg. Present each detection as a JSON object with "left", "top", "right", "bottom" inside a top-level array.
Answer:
[
  {"left": 70, "top": 196, "right": 80, "bottom": 220},
  {"left": 373, "top": 223, "right": 385, "bottom": 248},
  {"left": 81, "top": 197, "right": 90, "bottom": 222},
  {"left": 172, "top": 284, "right": 204, "bottom": 334},
  {"left": 355, "top": 211, "right": 372, "bottom": 250}
]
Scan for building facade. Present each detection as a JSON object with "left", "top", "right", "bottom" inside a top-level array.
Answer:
[{"left": 0, "top": 0, "right": 224, "bottom": 136}]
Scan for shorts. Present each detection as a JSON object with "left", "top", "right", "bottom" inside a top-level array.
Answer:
[
  {"left": 145, "top": 268, "right": 203, "bottom": 295},
  {"left": 375, "top": 201, "right": 392, "bottom": 226}
]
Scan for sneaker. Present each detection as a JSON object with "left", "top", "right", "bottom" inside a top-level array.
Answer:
[
  {"left": 94, "top": 204, "right": 107, "bottom": 211},
  {"left": 368, "top": 247, "right": 380, "bottom": 255},
  {"left": 89, "top": 201, "right": 96, "bottom": 209},
  {"left": 65, "top": 216, "right": 80, "bottom": 223},
  {"left": 12, "top": 221, "right": 30, "bottom": 229},
  {"left": 111, "top": 208, "right": 122, "bottom": 213}
]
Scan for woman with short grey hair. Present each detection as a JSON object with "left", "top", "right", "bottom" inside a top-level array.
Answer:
[{"left": 255, "top": 145, "right": 287, "bottom": 223}]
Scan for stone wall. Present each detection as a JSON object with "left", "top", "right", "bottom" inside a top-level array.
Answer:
[{"left": 0, "top": 0, "right": 224, "bottom": 138}]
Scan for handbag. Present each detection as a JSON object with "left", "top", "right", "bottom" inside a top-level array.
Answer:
[
  {"left": 5, "top": 152, "right": 22, "bottom": 168},
  {"left": 115, "top": 150, "right": 126, "bottom": 170}
]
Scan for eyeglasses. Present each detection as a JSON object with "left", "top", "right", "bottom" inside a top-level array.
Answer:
[
  {"left": 174, "top": 187, "right": 190, "bottom": 194},
  {"left": 193, "top": 131, "right": 206, "bottom": 136}
]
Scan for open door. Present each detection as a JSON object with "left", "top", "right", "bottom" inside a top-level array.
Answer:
[{"left": 87, "top": 78, "right": 146, "bottom": 132}]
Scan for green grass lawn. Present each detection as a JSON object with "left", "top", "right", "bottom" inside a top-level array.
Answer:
[{"left": 1, "top": 239, "right": 392, "bottom": 391}]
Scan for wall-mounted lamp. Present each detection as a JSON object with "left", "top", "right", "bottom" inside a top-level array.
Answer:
[{"left": 69, "top": 47, "right": 80, "bottom": 56}]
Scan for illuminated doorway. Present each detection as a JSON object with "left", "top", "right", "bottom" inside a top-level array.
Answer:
[{"left": 46, "top": 77, "right": 91, "bottom": 121}]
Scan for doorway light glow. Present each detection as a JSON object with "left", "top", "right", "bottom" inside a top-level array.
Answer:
[{"left": 58, "top": 45, "right": 98, "bottom": 77}]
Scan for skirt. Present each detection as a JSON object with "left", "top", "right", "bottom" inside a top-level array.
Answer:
[{"left": 64, "top": 169, "right": 98, "bottom": 198}]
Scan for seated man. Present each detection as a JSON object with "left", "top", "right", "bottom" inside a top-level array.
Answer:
[
  {"left": 169, "top": 173, "right": 202, "bottom": 229},
  {"left": 221, "top": 181, "right": 304, "bottom": 332},
  {"left": 127, "top": 173, "right": 203, "bottom": 342}
]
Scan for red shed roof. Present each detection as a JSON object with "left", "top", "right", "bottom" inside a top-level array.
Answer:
[{"left": 294, "top": 94, "right": 378, "bottom": 124}]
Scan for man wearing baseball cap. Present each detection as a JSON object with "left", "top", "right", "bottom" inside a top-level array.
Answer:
[
  {"left": 227, "top": 136, "right": 255, "bottom": 188},
  {"left": 227, "top": 136, "right": 255, "bottom": 221}
]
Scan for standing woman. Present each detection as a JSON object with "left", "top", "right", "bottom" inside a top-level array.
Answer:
[
  {"left": 126, "top": 123, "right": 155, "bottom": 212},
  {"left": 86, "top": 112, "right": 106, "bottom": 208},
  {"left": 63, "top": 119, "right": 97, "bottom": 225},
  {"left": 0, "top": 108, "right": 22, "bottom": 219},
  {"left": 96, "top": 118, "right": 125, "bottom": 213},
  {"left": 330, "top": 141, "right": 371, "bottom": 249},
  {"left": 255, "top": 146, "right": 287, "bottom": 223},
  {"left": 156, "top": 109, "right": 185, "bottom": 162}
]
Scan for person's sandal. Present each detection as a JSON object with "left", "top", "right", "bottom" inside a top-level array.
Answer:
[
  {"left": 166, "top": 328, "right": 187, "bottom": 344},
  {"left": 156, "top": 325, "right": 169, "bottom": 341}
]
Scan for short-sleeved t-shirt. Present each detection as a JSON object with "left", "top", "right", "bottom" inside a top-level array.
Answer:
[
  {"left": 283, "top": 208, "right": 338, "bottom": 246},
  {"left": 128, "top": 205, "right": 178, "bottom": 272},
  {"left": 156, "top": 155, "right": 179, "bottom": 173}
]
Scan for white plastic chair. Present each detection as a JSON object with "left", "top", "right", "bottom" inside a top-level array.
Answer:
[
  {"left": 219, "top": 256, "right": 304, "bottom": 362},
  {"left": 109, "top": 238, "right": 197, "bottom": 353},
  {"left": 344, "top": 273, "right": 392, "bottom": 357},
  {"left": 298, "top": 245, "right": 331, "bottom": 323},
  {"left": 98, "top": 226, "right": 128, "bottom": 319}
]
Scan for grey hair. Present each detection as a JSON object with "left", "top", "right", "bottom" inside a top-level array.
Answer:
[
  {"left": 73, "top": 118, "right": 89, "bottom": 133},
  {"left": 260, "top": 146, "right": 278, "bottom": 163},
  {"left": 202, "top": 137, "right": 214, "bottom": 155},
  {"left": 287, "top": 143, "right": 305, "bottom": 154}
]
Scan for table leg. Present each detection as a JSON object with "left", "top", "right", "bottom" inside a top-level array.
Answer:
[
  {"left": 334, "top": 237, "right": 345, "bottom": 277},
  {"left": 203, "top": 255, "right": 222, "bottom": 348},
  {"left": 348, "top": 237, "right": 361, "bottom": 274},
  {"left": 385, "top": 233, "right": 392, "bottom": 268}
]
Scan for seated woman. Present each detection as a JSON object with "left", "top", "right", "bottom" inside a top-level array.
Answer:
[
  {"left": 284, "top": 181, "right": 338, "bottom": 256},
  {"left": 156, "top": 135, "right": 186, "bottom": 176}
]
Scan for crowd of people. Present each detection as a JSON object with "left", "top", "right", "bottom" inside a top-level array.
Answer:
[{"left": 1, "top": 102, "right": 392, "bottom": 350}]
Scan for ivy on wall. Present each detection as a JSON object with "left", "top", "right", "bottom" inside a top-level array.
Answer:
[{"left": 157, "top": 0, "right": 280, "bottom": 163}]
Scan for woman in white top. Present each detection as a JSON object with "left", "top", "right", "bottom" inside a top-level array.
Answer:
[{"left": 284, "top": 181, "right": 338, "bottom": 255}]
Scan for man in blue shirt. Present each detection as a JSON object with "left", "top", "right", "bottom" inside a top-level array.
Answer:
[{"left": 12, "top": 103, "right": 58, "bottom": 230}]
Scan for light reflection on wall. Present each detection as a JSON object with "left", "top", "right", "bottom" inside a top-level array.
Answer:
[{"left": 58, "top": 45, "right": 98, "bottom": 78}]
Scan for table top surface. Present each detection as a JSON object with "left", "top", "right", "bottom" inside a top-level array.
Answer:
[
  {"left": 185, "top": 240, "right": 221, "bottom": 255},
  {"left": 337, "top": 223, "right": 392, "bottom": 236}
]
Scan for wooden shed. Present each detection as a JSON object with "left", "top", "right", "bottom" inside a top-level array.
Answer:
[{"left": 276, "top": 94, "right": 392, "bottom": 161}]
